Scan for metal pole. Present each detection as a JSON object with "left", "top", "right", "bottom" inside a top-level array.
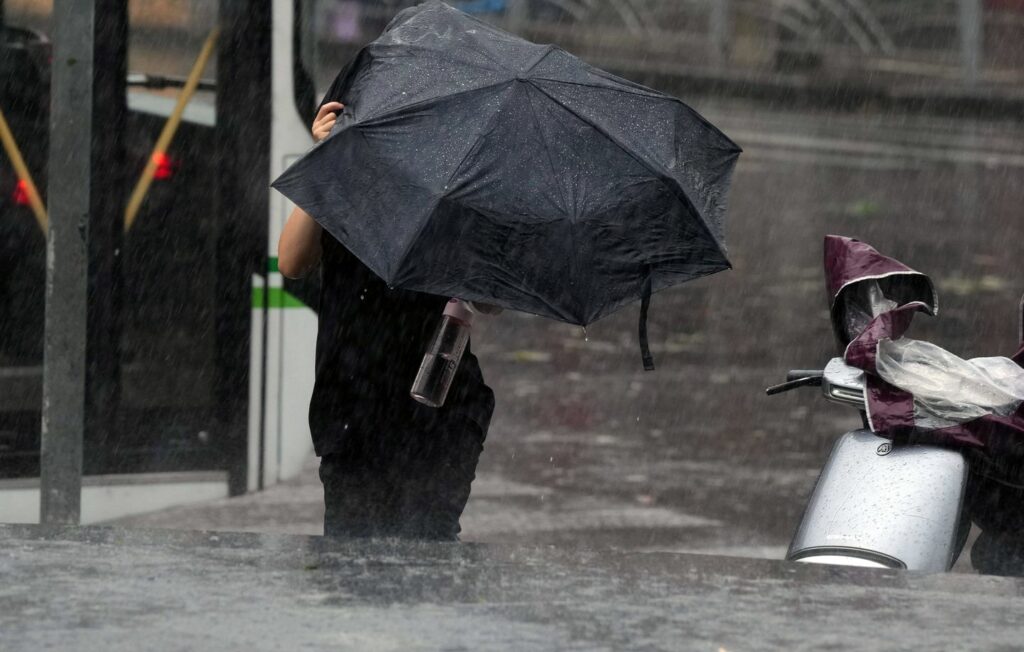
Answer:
[
  {"left": 41, "top": 0, "right": 93, "bottom": 525},
  {"left": 217, "top": 0, "right": 270, "bottom": 496},
  {"left": 959, "top": 0, "right": 983, "bottom": 85},
  {"left": 85, "top": 0, "right": 126, "bottom": 476},
  {"left": 42, "top": 0, "right": 125, "bottom": 524},
  {"left": 710, "top": 0, "right": 731, "bottom": 68}
]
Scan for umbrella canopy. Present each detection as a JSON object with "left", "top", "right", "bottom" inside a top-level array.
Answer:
[{"left": 273, "top": 1, "right": 741, "bottom": 366}]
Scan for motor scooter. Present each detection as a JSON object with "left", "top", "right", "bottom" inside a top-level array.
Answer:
[
  {"left": 768, "top": 360, "right": 969, "bottom": 571},
  {"left": 767, "top": 238, "right": 1024, "bottom": 572}
]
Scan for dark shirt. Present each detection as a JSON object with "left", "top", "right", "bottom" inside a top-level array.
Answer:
[{"left": 308, "top": 231, "right": 494, "bottom": 457}]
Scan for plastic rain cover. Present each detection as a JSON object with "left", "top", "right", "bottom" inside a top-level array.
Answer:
[{"left": 826, "top": 236, "right": 1024, "bottom": 459}]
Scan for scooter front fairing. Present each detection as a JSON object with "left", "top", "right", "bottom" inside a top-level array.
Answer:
[{"left": 786, "top": 359, "right": 968, "bottom": 571}]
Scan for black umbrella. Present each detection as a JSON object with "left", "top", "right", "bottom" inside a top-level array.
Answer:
[{"left": 272, "top": 1, "right": 741, "bottom": 369}]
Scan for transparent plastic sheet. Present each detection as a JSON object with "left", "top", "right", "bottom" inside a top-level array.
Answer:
[
  {"left": 875, "top": 338, "right": 1024, "bottom": 430},
  {"left": 842, "top": 280, "right": 898, "bottom": 343}
]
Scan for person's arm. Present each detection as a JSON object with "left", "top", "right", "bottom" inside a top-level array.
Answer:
[
  {"left": 278, "top": 207, "right": 323, "bottom": 279},
  {"left": 277, "top": 101, "right": 344, "bottom": 279}
]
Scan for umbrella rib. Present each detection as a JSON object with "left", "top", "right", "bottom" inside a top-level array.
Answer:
[
  {"left": 527, "top": 82, "right": 733, "bottom": 267},
  {"left": 408, "top": 38, "right": 509, "bottom": 76},
  {"left": 449, "top": 38, "right": 519, "bottom": 74},
  {"left": 521, "top": 82, "right": 586, "bottom": 320},
  {"left": 399, "top": 4, "right": 541, "bottom": 74},
  {"left": 392, "top": 81, "right": 519, "bottom": 284},
  {"left": 522, "top": 44, "right": 558, "bottom": 75},
  {"left": 358, "top": 79, "right": 519, "bottom": 126},
  {"left": 528, "top": 77, "right": 742, "bottom": 156},
  {"left": 528, "top": 71, "right": 668, "bottom": 101},
  {"left": 522, "top": 83, "right": 573, "bottom": 222}
]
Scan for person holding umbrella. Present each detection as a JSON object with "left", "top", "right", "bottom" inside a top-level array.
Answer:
[
  {"left": 279, "top": 97, "right": 495, "bottom": 541},
  {"left": 275, "top": 2, "right": 740, "bottom": 540}
]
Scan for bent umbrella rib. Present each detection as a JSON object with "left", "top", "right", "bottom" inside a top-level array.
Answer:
[
  {"left": 391, "top": 81, "right": 519, "bottom": 285},
  {"left": 526, "top": 81, "right": 733, "bottom": 267},
  {"left": 357, "top": 79, "right": 518, "bottom": 126},
  {"left": 520, "top": 82, "right": 586, "bottom": 319},
  {"left": 528, "top": 77, "right": 742, "bottom": 154}
]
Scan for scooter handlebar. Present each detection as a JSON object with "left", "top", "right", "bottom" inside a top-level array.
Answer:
[
  {"left": 786, "top": 369, "right": 824, "bottom": 382},
  {"left": 765, "top": 370, "right": 824, "bottom": 396}
]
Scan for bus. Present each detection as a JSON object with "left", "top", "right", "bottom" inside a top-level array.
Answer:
[{"left": 0, "top": 0, "right": 533, "bottom": 522}]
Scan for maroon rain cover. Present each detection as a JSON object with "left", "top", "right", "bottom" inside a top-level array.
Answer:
[
  {"left": 824, "top": 235, "right": 1024, "bottom": 460},
  {"left": 824, "top": 235, "right": 937, "bottom": 347},
  {"left": 825, "top": 235, "right": 925, "bottom": 303}
]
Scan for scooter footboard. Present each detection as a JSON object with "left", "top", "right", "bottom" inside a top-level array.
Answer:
[{"left": 787, "top": 430, "right": 968, "bottom": 572}]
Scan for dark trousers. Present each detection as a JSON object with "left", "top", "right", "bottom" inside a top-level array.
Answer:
[
  {"left": 967, "top": 470, "right": 1024, "bottom": 576},
  {"left": 319, "top": 416, "right": 484, "bottom": 541}
]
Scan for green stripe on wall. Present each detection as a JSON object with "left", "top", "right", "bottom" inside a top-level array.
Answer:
[
  {"left": 252, "top": 287, "right": 306, "bottom": 309},
  {"left": 268, "top": 257, "right": 279, "bottom": 273}
]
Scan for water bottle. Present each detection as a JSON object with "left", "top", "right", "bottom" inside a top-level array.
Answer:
[{"left": 410, "top": 299, "right": 475, "bottom": 407}]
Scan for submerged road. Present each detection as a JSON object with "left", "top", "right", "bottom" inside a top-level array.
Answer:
[
  {"left": 116, "top": 99, "right": 1024, "bottom": 570},
  {"left": 464, "top": 97, "right": 1024, "bottom": 559},
  {"left": 4, "top": 524, "right": 1024, "bottom": 651}
]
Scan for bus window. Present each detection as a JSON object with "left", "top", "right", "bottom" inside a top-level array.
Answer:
[
  {"left": 118, "top": 0, "right": 224, "bottom": 478},
  {"left": 4, "top": 1, "right": 51, "bottom": 34},
  {"left": 298, "top": 0, "right": 419, "bottom": 98},
  {"left": 1, "top": 0, "right": 225, "bottom": 480},
  {"left": 1, "top": 1, "right": 51, "bottom": 476},
  {"left": 295, "top": 1, "right": 582, "bottom": 107},
  {"left": 128, "top": 0, "right": 218, "bottom": 84}
]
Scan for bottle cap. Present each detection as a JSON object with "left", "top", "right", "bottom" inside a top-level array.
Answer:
[{"left": 443, "top": 298, "right": 474, "bottom": 324}]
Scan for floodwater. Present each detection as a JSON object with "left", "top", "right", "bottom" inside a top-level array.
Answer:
[
  {"left": 6, "top": 524, "right": 1024, "bottom": 651},
  {"left": 464, "top": 97, "right": 1024, "bottom": 556},
  {"left": 14, "top": 90, "right": 1024, "bottom": 562}
]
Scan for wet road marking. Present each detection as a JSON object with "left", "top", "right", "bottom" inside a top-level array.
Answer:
[
  {"left": 729, "top": 130, "right": 1024, "bottom": 168},
  {"left": 703, "top": 105, "right": 1024, "bottom": 155},
  {"left": 739, "top": 148, "right": 920, "bottom": 171}
]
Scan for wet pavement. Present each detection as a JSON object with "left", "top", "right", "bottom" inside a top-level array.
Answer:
[
  {"left": 3, "top": 523, "right": 1024, "bottom": 652},
  {"left": 7, "top": 98, "right": 1023, "bottom": 649},
  {"left": 467, "top": 97, "right": 1024, "bottom": 560}
]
